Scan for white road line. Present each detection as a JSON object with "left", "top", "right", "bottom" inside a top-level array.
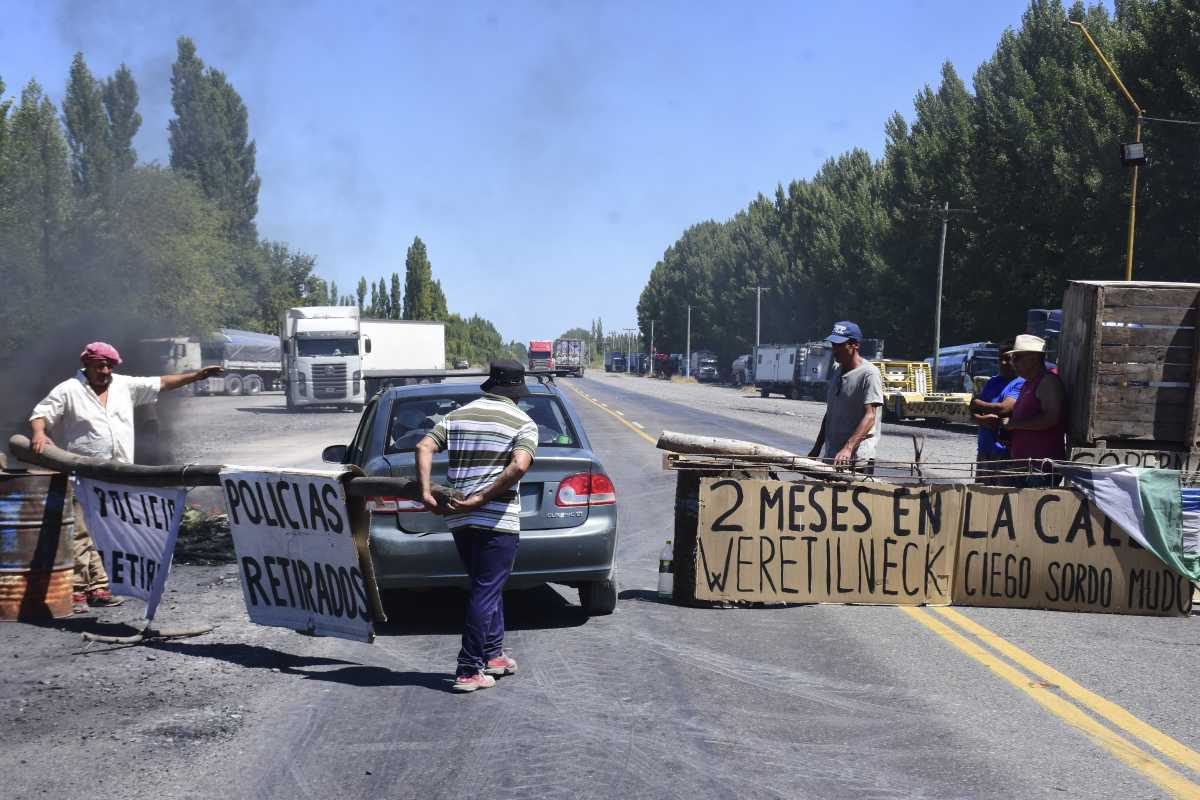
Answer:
[
  {"left": 632, "top": 422, "right": 645, "bottom": 429},
  {"left": 614, "top": 410, "right": 625, "bottom": 417}
]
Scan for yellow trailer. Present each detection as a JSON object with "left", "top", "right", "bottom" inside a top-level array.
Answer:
[{"left": 876, "top": 360, "right": 974, "bottom": 424}]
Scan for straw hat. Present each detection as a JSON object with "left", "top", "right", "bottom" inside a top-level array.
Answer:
[{"left": 1006, "top": 334, "right": 1046, "bottom": 356}]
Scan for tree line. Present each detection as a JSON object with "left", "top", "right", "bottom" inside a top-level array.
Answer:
[
  {"left": 637, "top": 0, "right": 1199, "bottom": 367},
  {"left": 0, "top": 37, "right": 518, "bottom": 366}
]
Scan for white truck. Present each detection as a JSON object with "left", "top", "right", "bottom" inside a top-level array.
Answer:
[
  {"left": 281, "top": 306, "right": 365, "bottom": 411},
  {"left": 194, "top": 329, "right": 282, "bottom": 396},
  {"left": 754, "top": 339, "right": 885, "bottom": 399},
  {"left": 552, "top": 338, "right": 585, "bottom": 377},
  {"left": 688, "top": 350, "right": 720, "bottom": 382},
  {"left": 360, "top": 318, "right": 446, "bottom": 397}
]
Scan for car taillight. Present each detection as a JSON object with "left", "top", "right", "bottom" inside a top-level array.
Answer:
[
  {"left": 555, "top": 473, "right": 616, "bottom": 507},
  {"left": 367, "top": 496, "right": 426, "bottom": 514}
]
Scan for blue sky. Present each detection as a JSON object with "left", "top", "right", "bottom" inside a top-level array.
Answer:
[{"left": 1, "top": 1, "right": 1074, "bottom": 343}]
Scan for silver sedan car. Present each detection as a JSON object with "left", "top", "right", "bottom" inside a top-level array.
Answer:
[{"left": 322, "top": 378, "right": 618, "bottom": 614}]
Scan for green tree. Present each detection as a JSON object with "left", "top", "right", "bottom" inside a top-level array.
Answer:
[
  {"left": 402, "top": 236, "right": 438, "bottom": 320},
  {"left": 62, "top": 52, "right": 112, "bottom": 198},
  {"left": 168, "top": 37, "right": 260, "bottom": 241},
  {"left": 369, "top": 281, "right": 379, "bottom": 316},
  {"left": 389, "top": 272, "right": 402, "bottom": 319},
  {"left": 102, "top": 64, "right": 141, "bottom": 173},
  {"left": 356, "top": 277, "right": 367, "bottom": 311}
]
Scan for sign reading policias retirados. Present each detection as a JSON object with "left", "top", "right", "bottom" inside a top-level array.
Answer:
[
  {"left": 220, "top": 467, "right": 383, "bottom": 642},
  {"left": 696, "top": 478, "right": 1192, "bottom": 617}
]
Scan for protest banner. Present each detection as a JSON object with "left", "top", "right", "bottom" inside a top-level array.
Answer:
[
  {"left": 695, "top": 478, "right": 961, "bottom": 605},
  {"left": 77, "top": 478, "right": 185, "bottom": 619},
  {"left": 220, "top": 467, "right": 383, "bottom": 642},
  {"left": 953, "top": 486, "right": 1193, "bottom": 617}
]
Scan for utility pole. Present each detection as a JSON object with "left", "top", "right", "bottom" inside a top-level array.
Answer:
[
  {"left": 685, "top": 306, "right": 692, "bottom": 378},
  {"left": 754, "top": 286, "right": 769, "bottom": 347},
  {"left": 924, "top": 202, "right": 974, "bottom": 388},
  {"left": 649, "top": 320, "right": 656, "bottom": 376}
]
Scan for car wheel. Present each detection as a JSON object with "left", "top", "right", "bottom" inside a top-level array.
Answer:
[
  {"left": 224, "top": 374, "right": 244, "bottom": 396},
  {"left": 578, "top": 575, "right": 617, "bottom": 615}
]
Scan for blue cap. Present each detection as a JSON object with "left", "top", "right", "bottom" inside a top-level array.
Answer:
[{"left": 824, "top": 320, "right": 862, "bottom": 344}]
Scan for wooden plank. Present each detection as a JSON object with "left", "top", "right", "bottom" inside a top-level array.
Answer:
[
  {"left": 1098, "top": 344, "right": 1194, "bottom": 364},
  {"left": 1059, "top": 281, "right": 1095, "bottom": 446},
  {"left": 1101, "top": 285, "right": 1200, "bottom": 308},
  {"left": 1097, "top": 386, "right": 1192, "bottom": 405},
  {"left": 1094, "top": 401, "right": 1191, "bottom": 423},
  {"left": 1095, "top": 362, "right": 1194, "bottom": 383},
  {"left": 1100, "top": 325, "right": 1197, "bottom": 347},
  {"left": 1088, "top": 417, "right": 1187, "bottom": 441},
  {"left": 1070, "top": 447, "right": 1200, "bottom": 471},
  {"left": 1100, "top": 304, "right": 1196, "bottom": 326}
]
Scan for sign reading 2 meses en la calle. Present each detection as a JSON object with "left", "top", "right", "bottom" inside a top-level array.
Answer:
[
  {"left": 220, "top": 468, "right": 379, "bottom": 642},
  {"left": 696, "top": 478, "right": 1192, "bottom": 616},
  {"left": 696, "top": 479, "right": 960, "bottom": 606}
]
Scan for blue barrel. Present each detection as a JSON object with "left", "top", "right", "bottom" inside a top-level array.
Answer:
[{"left": 0, "top": 470, "right": 74, "bottom": 620}]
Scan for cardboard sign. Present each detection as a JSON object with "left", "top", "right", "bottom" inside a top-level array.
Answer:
[
  {"left": 220, "top": 468, "right": 378, "bottom": 642},
  {"left": 77, "top": 478, "right": 185, "bottom": 619},
  {"left": 954, "top": 487, "right": 1192, "bottom": 617},
  {"left": 695, "top": 478, "right": 961, "bottom": 605}
]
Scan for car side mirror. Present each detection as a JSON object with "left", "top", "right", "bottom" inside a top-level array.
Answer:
[{"left": 322, "top": 444, "right": 348, "bottom": 463}]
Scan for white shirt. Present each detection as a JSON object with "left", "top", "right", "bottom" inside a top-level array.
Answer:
[{"left": 30, "top": 372, "right": 161, "bottom": 463}]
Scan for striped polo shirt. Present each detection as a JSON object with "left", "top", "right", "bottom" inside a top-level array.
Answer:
[{"left": 426, "top": 394, "right": 539, "bottom": 533}]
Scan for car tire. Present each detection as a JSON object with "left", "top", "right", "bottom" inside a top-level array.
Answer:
[
  {"left": 243, "top": 374, "right": 263, "bottom": 395},
  {"left": 224, "top": 374, "right": 244, "bottom": 396},
  {"left": 578, "top": 576, "right": 617, "bottom": 616}
]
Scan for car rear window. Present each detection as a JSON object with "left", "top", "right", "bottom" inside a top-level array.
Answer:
[{"left": 384, "top": 393, "right": 579, "bottom": 454}]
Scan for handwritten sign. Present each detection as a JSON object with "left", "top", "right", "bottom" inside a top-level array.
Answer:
[
  {"left": 954, "top": 487, "right": 1192, "bottom": 617},
  {"left": 77, "top": 478, "right": 185, "bottom": 619},
  {"left": 220, "top": 468, "right": 380, "bottom": 642},
  {"left": 696, "top": 479, "right": 961, "bottom": 605}
]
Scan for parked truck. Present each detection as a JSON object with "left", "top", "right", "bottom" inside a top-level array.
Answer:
[
  {"left": 553, "top": 338, "right": 585, "bottom": 377},
  {"left": 280, "top": 306, "right": 365, "bottom": 411},
  {"left": 529, "top": 340, "right": 554, "bottom": 372},
  {"left": 731, "top": 353, "right": 753, "bottom": 387},
  {"left": 754, "top": 338, "right": 884, "bottom": 399},
  {"left": 360, "top": 319, "right": 446, "bottom": 397},
  {"left": 191, "top": 329, "right": 282, "bottom": 396},
  {"left": 604, "top": 351, "right": 627, "bottom": 372},
  {"left": 688, "top": 350, "right": 720, "bottom": 382}
]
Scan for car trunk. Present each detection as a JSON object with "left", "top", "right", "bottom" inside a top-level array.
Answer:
[{"left": 376, "top": 448, "right": 598, "bottom": 535}]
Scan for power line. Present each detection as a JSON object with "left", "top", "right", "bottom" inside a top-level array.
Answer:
[{"left": 1139, "top": 114, "right": 1200, "bottom": 128}]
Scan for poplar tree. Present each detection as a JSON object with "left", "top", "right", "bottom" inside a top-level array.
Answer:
[
  {"left": 356, "top": 277, "right": 367, "bottom": 311},
  {"left": 62, "top": 52, "right": 112, "bottom": 197},
  {"left": 389, "top": 272, "right": 402, "bottom": 320},
  {"left": 168, "top": 37, "right": 261, "bottom": 242},
  {"left": 102, "top": 64, "right": 141, "bottom": 173},
  {"left": 402, "top": 236, "right": 436, "bottom": 320}
]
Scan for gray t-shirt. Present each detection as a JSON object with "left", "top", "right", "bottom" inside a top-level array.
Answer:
[{"left": 822, "top": 360, "right": 884, "bottom": 461}]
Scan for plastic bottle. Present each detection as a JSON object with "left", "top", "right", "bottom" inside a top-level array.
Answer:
[{"left": 657, "top": 539, "right": 674, "bottom": 599}]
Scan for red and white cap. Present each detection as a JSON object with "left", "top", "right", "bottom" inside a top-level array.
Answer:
[{"left": 79, "top": 341, "right": 122, "bottom": 366}]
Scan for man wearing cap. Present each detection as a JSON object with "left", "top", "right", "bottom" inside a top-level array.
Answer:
[
  {"left": 808, "top": 321, "right": 884, "bottom": 470},
  {"left": 415, "top": 360, "right": 539, "bottom": 693},
  {"left": 28, "top": 342, "right": 221, "bottom": 612}
]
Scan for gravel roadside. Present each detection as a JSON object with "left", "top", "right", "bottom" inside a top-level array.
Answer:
[{"left": 581, "top": 372, "right": 980, "bottom": 475}]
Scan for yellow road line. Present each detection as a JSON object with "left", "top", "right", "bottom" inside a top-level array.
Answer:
[
  {"left": 900, "top": 607, "right": 1200, "bottom": 798},
  {"left": 561, "top": 382, "right": 658, "bottom": 446},
  {"left": 933, "top": 606, "right": 1200, "bottom": 773}
]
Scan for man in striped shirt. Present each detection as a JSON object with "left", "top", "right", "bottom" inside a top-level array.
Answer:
[{"left": 417, "top": 360, "right": 539, "bottom": 692}]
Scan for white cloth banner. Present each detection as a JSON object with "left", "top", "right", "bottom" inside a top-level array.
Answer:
[
  {"left": 219, "top": 467, "right": 374, "bottom": 643},
  {"left": 76, "top": 478, "right": 186, "bottom": 619}
]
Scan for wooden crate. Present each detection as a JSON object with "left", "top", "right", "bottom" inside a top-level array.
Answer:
[{"left": 1058, "top": 281, "right": 1200, "bottom": 450}]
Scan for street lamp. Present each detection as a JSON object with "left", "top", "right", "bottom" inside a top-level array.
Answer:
[{"left": 1070, "top": 20, "right": 1144, "bottom": 281}]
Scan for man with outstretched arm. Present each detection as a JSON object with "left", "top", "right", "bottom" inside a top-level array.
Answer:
[
  {"left": 415, "top": 360, "right": 539, "bottom": 693},
  {"left": 807, "top": 321, "right": 884, "bottom": 472},
  {"left": 29, "top": 341, "right": 221, "bottom": 613}
]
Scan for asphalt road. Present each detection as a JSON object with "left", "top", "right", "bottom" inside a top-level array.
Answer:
[{"left": 3, "top": 378, "right": 1197, "bottom": 799}]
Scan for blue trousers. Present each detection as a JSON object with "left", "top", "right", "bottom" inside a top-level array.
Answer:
[{"left": 452, "top": 527, "right": 519, "bottom": 676}]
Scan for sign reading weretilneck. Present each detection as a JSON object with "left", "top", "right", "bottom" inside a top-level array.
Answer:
[
  {"left": 219, "top": 467, "right": 381, "bottom": 642},
  {"left": 77, "top": 478, "right": 186, "bottom": 619}
]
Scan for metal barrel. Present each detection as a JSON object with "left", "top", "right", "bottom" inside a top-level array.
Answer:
[{"left": 0, "top": 470, "right": 75, "bottom": 620}]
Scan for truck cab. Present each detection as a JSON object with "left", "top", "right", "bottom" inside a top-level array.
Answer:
[{"left": 282, "top": 306, "right": 364, "bottom": 411}]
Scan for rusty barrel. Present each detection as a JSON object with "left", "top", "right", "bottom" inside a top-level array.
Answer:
[{"left": 0, "top": 469, "right": 75, "bottom": 620}]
